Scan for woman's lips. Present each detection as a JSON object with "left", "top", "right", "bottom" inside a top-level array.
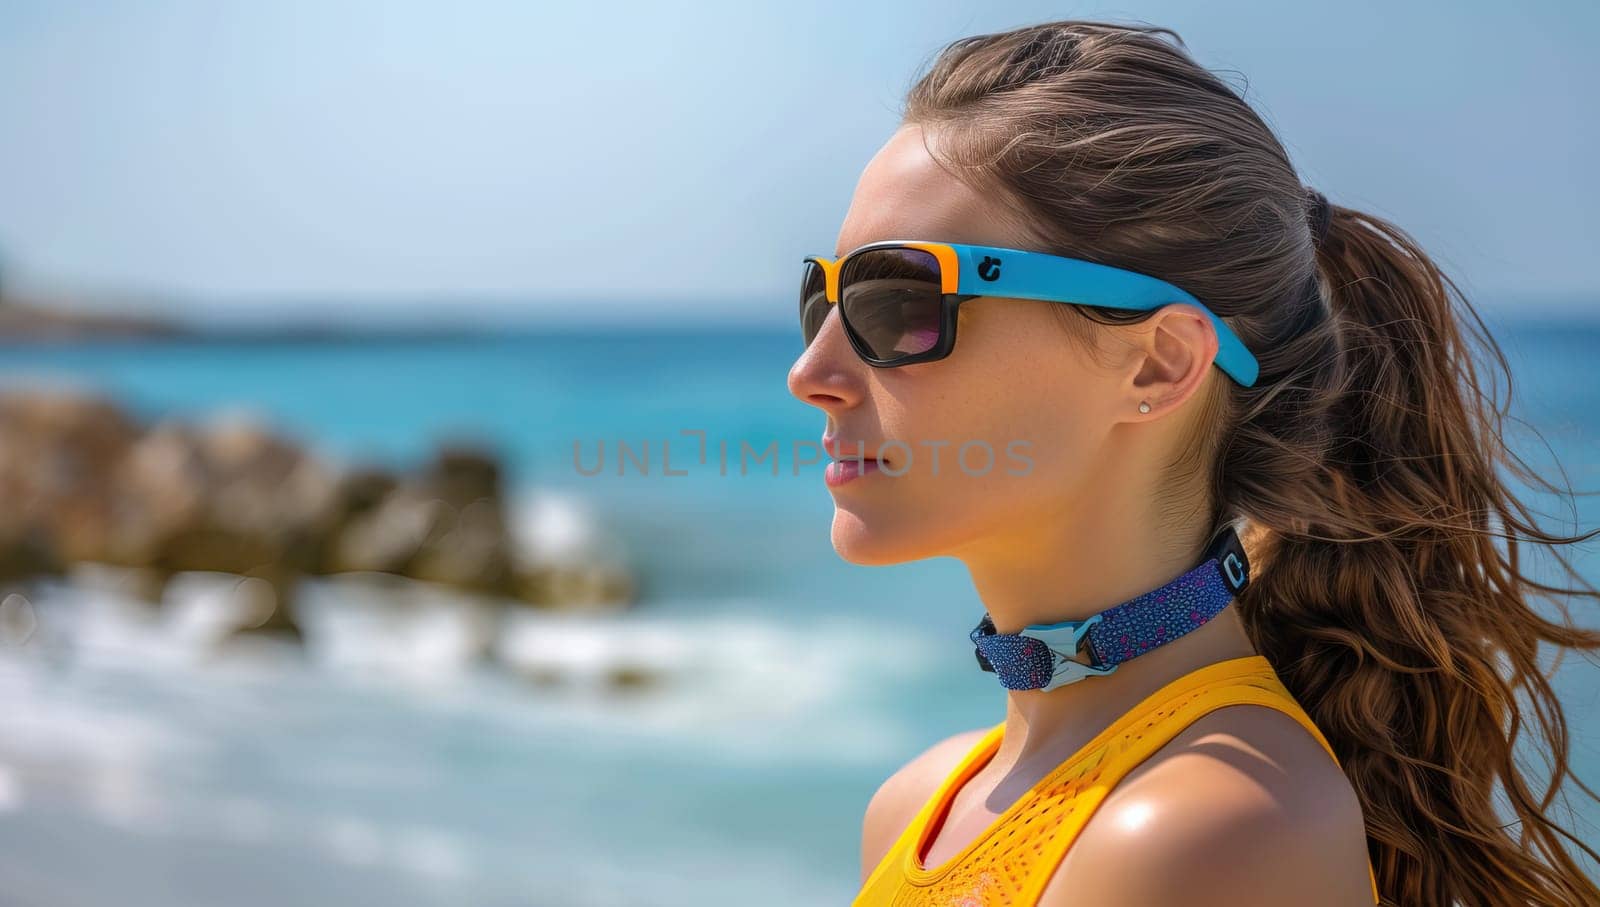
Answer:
[
  {"left": 824, "top": 456, "right": 881, "bottom": 487},
  {"left": 820, "top": 435, "right": 889, "bottom": 488}
]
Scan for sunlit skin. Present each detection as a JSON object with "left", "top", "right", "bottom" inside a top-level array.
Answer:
[{"left": 788, "top": 123, "right": 1374, "bottom": 906}]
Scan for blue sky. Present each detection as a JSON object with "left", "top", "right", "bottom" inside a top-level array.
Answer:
[{"left": 0, "top": 0, "right": 1594, "bottom": 324}]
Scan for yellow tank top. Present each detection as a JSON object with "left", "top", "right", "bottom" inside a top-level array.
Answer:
[{"left": 854, "top": 654, "right": 1380, "bottom": 906}]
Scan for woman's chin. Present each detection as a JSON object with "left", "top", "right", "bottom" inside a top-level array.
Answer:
[{"left": 829, "top": 511, "right": 932, "bottom": 566}]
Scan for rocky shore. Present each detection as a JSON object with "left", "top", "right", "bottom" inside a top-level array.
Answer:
[{"left": 0, "top": 388, "right": 636, "bottom": 643}]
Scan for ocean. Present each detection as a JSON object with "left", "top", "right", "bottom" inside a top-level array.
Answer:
[{"left": 1, "top": 317, "right": 1597, "bottom": 904}]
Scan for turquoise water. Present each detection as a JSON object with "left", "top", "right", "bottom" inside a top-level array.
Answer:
[{"left": 1, "top": 317, "right": 1597, "bottom": 903}]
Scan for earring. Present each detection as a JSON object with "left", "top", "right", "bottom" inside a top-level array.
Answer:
[{"left": 1138, "top": 401, "right": 1151, "bottom": 414}]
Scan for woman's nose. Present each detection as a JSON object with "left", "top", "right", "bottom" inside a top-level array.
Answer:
[{"left": 787, "top": 306, "right": 865, "bottom": 412}]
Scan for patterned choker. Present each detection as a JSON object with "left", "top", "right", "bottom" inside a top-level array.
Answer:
[{"left": 970, "top": 523, "right": 1251, "bottom": 691}]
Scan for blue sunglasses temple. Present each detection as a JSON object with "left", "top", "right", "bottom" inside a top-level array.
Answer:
[{"left": 937, "top": 241, "right": 1260, "bottom": 387}]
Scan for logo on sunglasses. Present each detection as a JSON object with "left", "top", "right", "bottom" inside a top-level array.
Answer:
[{"left": 977, "top": 256, "right": 1003, "bottom": 282}]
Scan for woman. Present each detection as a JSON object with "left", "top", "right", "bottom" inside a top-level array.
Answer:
[{"left": 787, "top": 20, "right": 1600, "bottom": 907}]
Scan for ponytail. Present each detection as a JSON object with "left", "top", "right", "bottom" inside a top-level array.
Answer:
[{"left": 1236, "top": 201, "right": 1600, "bottom": 906}]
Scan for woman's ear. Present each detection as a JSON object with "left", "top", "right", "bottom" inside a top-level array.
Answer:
[{"left": 1125, "top": 304, "right": 1218, "bottom": 418}]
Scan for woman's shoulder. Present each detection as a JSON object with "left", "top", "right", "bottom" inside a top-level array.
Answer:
[
  {"left": 859, "top": 724, "right": 997, "bottom": 883},
  {"left": 1044, "top": 703, "right": 1372, "bottom": 907}
]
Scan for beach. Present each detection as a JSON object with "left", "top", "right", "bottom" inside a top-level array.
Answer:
[{"left": 1, "top": 321, "right": 1596, "bottom": 904}]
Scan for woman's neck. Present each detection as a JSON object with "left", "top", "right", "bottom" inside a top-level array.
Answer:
[{"left": 954, "top": 502, "right": 1259, "bottom": 774}]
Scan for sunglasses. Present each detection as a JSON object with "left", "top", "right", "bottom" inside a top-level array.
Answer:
[{"left": 800, "top": 240, "right": 1259, "bottom": 387}]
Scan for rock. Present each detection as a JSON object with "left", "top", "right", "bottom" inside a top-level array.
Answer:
[
  {"left": 426, "top": 444, "right": 503, "bottom": 506},
  {"left": 405, "top": 445, "right": 513, "bottom": 594},
  {"left": 199, "top": 413, "right": 338, "bottom": 542},
  {"left": 603, "top": 664, "right": 661, "bottom": 693},
  {"left": 0, "top": 389, "right": 141, "bottom": 571},
  {"left": 407, "top": 496, "right": 512, "bottom": 593},
  {"left": 0, "top": 525, "right": 59, "bottom": 581},
  {"left": 106, "top": 420, "right": 208, "bottom": 565},
  {"left": 514, "top": 562, "right": 636, "bottom": 610},
  {"left": 327, "top": 486, "right": 446, "bottom": 574},
  {"left": 327, "top": 443, "right": 515, "bottom": 596}
]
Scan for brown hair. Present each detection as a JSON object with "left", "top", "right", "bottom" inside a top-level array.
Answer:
[{"left": 903, "top": 20, "right": 1600, "bottom": 905}]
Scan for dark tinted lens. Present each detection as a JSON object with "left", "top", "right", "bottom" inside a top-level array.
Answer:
[
  {"left": 838, "top": 248, "right": 944, "bottom": 359},
  {"left": 800, "top": 260, "right": 829, "bottom": 346}
]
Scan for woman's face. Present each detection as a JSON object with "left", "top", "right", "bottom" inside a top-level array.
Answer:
[{"left": 787, "top": 123, "right": 1148, "bottom": 567}]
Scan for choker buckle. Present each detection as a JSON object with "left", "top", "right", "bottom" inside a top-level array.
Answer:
[
  {"left": 1019, "top": 613, "right": 1119, "bottom": 689},
  {"left": 973, "top": 611, "right": 1119, "bottom": 691}
]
